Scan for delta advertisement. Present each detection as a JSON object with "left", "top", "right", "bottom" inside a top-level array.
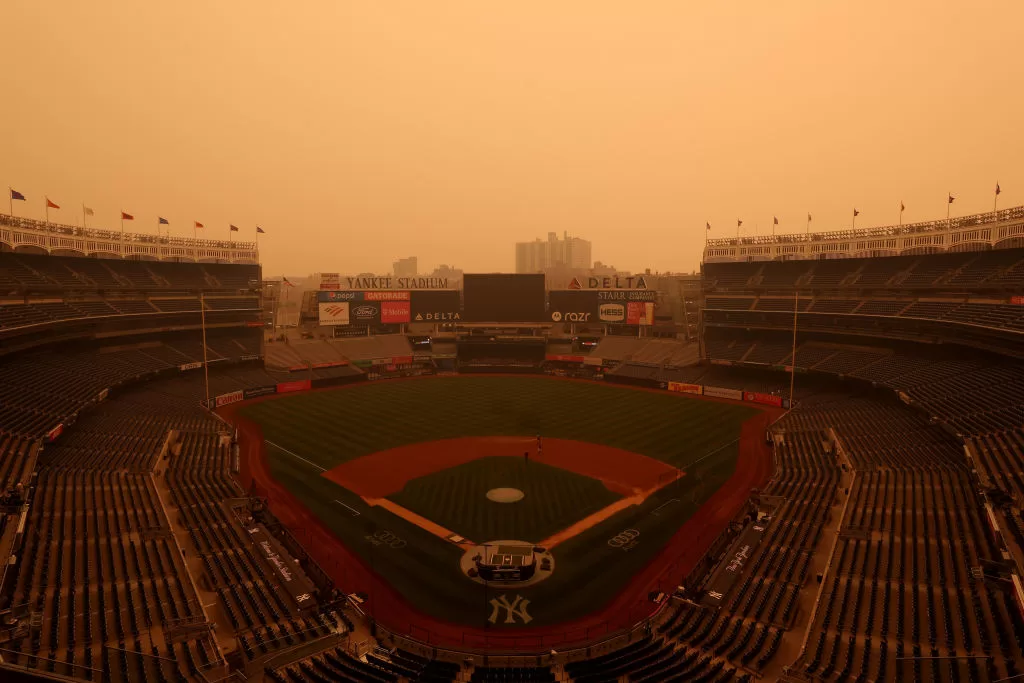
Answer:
[
  {"left": 668, "top": 382, "right": 702, "bottom": 394},
  {"left": 703, "top": 386, "right": 744, "bottom": 401},
  {"left": 548, "top": 290, "right": 657, "bottom": 324},
  {"left": 743, "top": 391, "right": 783, "bottom": 407}
]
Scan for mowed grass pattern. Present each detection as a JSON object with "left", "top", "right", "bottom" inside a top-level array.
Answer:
[
  {"left": 388, "top": 457, "right": 622, "bottom": 543},
  {"left": 239, "top": 376, "right": 757, "bottom": 471}
]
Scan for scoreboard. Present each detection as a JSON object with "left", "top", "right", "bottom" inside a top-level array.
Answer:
[{"left": 462, "top": 274, "right": 546, "bottom": 322}]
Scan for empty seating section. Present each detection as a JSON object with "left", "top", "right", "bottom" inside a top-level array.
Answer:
[
  {"left": 758, "top": 261, "right": 811, "bottom": 287},
  {"left": 1, "top": 253, "right": 258, "bottom": 292},
  {"left": 902, "top": 253, "right": 971, "bottom": 288},
  {"left": 705, "top": 297, "right": 754, "bottom": 310},
  {"left": 853, "top": 299, "right": 908, "bottom": 316},
  {"left": 807, "top": 299, "right": 860, "bottom": 314},
  {"left": 268, "top": 644, "right": 458, "bottom": 683},
  {"left": 788, "top": 398, "right": 1024, "bottom": 682},
  {"left": 203, "top": 297, "right": 259, "bottom": 310},
  {"left": 655, "top": 422, "right": 838, "bottom": 678},
  {"left": 151, "top": 298, "right": 202, "bottom": 312},
  {"left": 0, "top": 330, "right": 262, "bottom": 438}
]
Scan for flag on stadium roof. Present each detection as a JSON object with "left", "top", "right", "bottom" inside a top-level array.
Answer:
[
  {"left": 900, "top": 201, "right": 905, "bottom": 212},
  {"left": 996, "top": 182, "right": 1001, "bottom": 195},
  {"left": 282, "top": 276, "right": 295, "bottom": 287},
  {"left": 158, "top": 217, "right": 169, "bottom": 225},
  {"left": 807, "top": 213, "right": 812, "bottom": 222},
  {"left": 257, "top": 226, "right": 265, "bottom": 234},
  {"left": 853, "top": 208, "right": 859, "bottom": 216},
  {"left": 229, "top": 224, "right": 239, "bottom": 232},
  {"left": 10, "top": 189, "right": 25, "bottom": 201},
  {"left": 705, "top": 222, "right": 710, "bottom": 231},
  {"left": 83, "top": 205, "right": 94, "bottom": 216},
  {"left": 46, "top": 197, "right": 60, "bottom": 209},
  {"left": 948, "top": 194, "right": 955, "bottom": 204},
  {"left": 194, "top": 221, "right": 204, "bottom": 228},
  {"left": 737, "top": 219, "right": 742, "bottom": 227},
  {"left": 121, "top": 211, "right": 134, "bottom": 220},
  {"left": 773, "top": 216, "right": 778, "bottom": 225}
]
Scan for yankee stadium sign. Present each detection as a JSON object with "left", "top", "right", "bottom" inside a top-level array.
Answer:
[{"left": 344, "top": 276, "right": 451, "bottom": 289}]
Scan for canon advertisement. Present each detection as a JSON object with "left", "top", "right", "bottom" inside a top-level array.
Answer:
[{"left": 548, "top": 290, "right": 656, "bottom": 324}]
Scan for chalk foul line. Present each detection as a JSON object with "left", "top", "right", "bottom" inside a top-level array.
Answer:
[{"left": 264, "top": 439, "right": 326, "bottom": 473}]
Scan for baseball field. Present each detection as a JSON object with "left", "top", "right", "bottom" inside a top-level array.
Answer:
[{"left": 227, "top": 375, "right": 774, "bottom": 645}]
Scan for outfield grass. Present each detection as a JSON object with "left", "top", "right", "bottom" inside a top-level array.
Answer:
[
  {"left": 241, "top": 376, "right": 759, "bottom": 627},
  {"left": 388, "top": 456, "right": 622, "bottom": 543},
  {"left": 239, "top": 376, "right": 756, "bottom": 470}
]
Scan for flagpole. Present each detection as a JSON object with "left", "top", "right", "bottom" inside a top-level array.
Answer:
[
  {"left": 200, "top": 291, "right": 211, "bottom": 412},
  {"left": 7, "top": 189, "right": 11, "bottom": 217},
  {"left": 789, "top": 290, "right": 798, "bottom": 409},
  {"left": 994, "top": 183, "right": 999, "bottom": 212},
  {"left": 946, "top": 193, "right": 951, "bottom": 223},
  {"left": 82, "top": 203, "right": 86, "bottom": 229},
  {"left": 899, "top": 202, "right": 903, "bottom": 226},
  {"left": 806, "top": 214, "right": 810, "bottom": 235},
  {"left": 45, "top": 198, "right": 49, "bottom": 225}
]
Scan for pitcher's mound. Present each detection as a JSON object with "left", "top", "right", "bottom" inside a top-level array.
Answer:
[{"left": 486, "top": 487, "right": 525, "bottom": 503}]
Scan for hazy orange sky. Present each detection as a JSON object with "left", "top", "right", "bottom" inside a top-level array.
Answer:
[{"left": 2, "top": 1, "right": 1021, "bottom": 276}]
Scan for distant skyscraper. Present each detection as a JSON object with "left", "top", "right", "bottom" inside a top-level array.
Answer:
[
  {"left": 393, "top": 256, "right": 418, "bottom": 279},
  {"left": 515, "top": 232, "right": 592, "bottom": 273}
]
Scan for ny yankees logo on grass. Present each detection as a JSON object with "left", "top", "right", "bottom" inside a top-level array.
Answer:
[{"left": 488, "top": 594, "right": 533, "bottom": 624}]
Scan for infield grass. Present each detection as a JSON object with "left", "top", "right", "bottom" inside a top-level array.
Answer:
[
  {"left": 237, "top": 375, "right": 760, "bottom": 626},
  {"left": 388, "top": 456, "right": 622, "bottom": 543}
]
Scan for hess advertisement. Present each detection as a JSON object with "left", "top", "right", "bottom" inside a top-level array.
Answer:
[{"left": 548, "top": 290, "right": 654, "bottom": 324}]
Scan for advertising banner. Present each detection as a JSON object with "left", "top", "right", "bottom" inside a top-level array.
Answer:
[
  {"left": 215, "top": 390, "right": 244, "bottom": 407},
  {"left": 410, "top": 290, "right": 462, "bottom": 322},
  {"left": 97, "top": 388, "right": 110, "bottom": 402},
  {"left": 180, "top": 361, "right": 203, "bottom": 371},
  {"left": 276, "top": 380, "right": 311, "bottom": 394},
  {"left": 381, "top": 300, "right": 411, "bottom": 324},
  {"left": 545, "top": 354, "right": 586, "bottom": 363},
  {"left": 391, "top": 356, "right": 413, "bottom": 365},
  {"left": 243, "top": 386, "right": 277, "bottom": 400},
  {"left": 318, "top": 302, "right": 350, "bottom": 326},
  {"left": 668, "top": 382, "right": 702, "bottom": 394},
  {"left": 46, "top": 424, "right": 64, "bottom": 443},
  {"left": 320, "top": 272, "right": 340, "bottom": 290},
  {"left": 1013, "top": 296, "right": 1024, "bottom": 305},
  {"left": 743, "top": 391, "right": 783, "bottom": 407},
  {"left": 710, "top": 359, "right": 733, "bottom": 366},
  {"left": 704, "top": 386, "right": 743, "bottom": 401},
  {"left": 583, "top": 356, "right": 604, "bottom": 366},
  {"left": 241, "top": 354, "right": 261, "bottom": 362},
  {"left": 626, "top": 301, "right": 655, "bottom": 325}
]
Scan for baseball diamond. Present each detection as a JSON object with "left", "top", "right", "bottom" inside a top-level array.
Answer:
[{"left": 227, "top": 374, "right": 776, "bottom": 638}]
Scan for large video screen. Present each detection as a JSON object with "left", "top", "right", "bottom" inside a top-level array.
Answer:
[
  {"left": 462, "top": 274, "right": 546, "bottom": 322},
  {"left": 410, "top": 290, "right": 462, "bottom": 322}
]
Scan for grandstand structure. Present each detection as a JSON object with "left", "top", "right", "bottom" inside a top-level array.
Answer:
[
  {"left": 1, "top": 214, "right": 258, "bottom": 264},
  {"left": 1, "top": 201, "right": 1023, "bottom": 682}
]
